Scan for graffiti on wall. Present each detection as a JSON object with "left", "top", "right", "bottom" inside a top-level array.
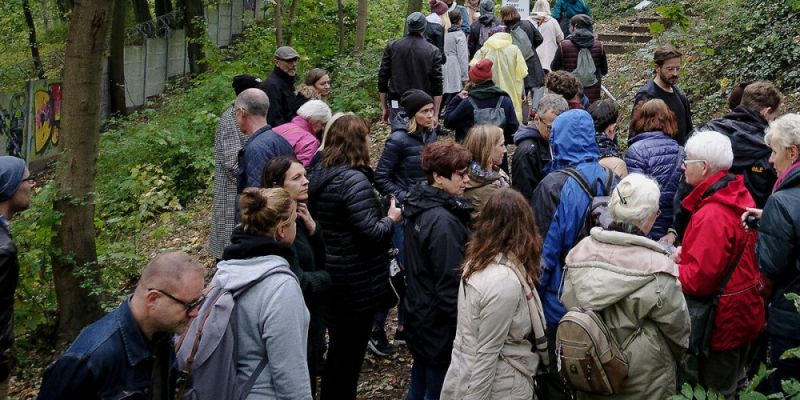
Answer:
[
  {"left": 29, "top": 81, "right": 61, "bottom": 158},
  {"left": 0, "top": 92, "right": 26, "bottom": 158}
]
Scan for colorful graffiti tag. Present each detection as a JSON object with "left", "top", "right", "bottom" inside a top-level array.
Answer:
[
  {"left": 0, "top": 80, "right": 62, "bottom": 162},
  {"left": 0, "top": 92, "right": 26, "bottom": 158},
  {"left": 30, "top": 81, "right": 61, "bottom": 158}
]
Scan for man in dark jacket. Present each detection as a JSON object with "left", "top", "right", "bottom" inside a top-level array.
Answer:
[
  {"left": 403, "top": 141, "right": 472, "bottom": 400},
  {"left": 235, "top": 88, "right": 295, "bottom": 194},
  {"left": 698, "top": 81, "right": 782, "bottom": 207},
  {"left": 511, "top": 94, "right": 568, "bottom": 201},
  {"left": 379, "top": 12, "right": 444, "bottom": 125},
  {"left": 467, "top": 0, "right": 499, "bottom": 59},
  {"left": 0, "top": 156, "right": 32, "bottom": 399},
  {"left": 551, "top": 14, "right": 607, "bottom": 103},
  {"left": 632, "top": 44, "right": 693, "bottom": 145},
  {"left": 263, "top": 46, "right": 300, "bottom": 127},
  {"left": 39, "top": 251, "right": 205, "bottom": 399}
]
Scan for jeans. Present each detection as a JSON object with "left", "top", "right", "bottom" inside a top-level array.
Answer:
[
  {"left": 373, "top": 223, "right": 407, "bottom": 331},
  {"left": 770, "top": 334, "right": 800, "bottom": 394},
  {"left": 406, "top": 359, "right": 448, "bottom": 400},
  {"left": 320, "top": 311, "right": 373, "bottom": 400}
]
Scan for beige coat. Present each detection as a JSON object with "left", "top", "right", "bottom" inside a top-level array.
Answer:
[
  {"left": 463, "top": 167, "right": 510, "bottom": 221},
  {"left": 441, "top": 254, "right": 544, "bottom": 400},
  {"left": 563, "top": 228, "right": 690, "bottom": 400}
]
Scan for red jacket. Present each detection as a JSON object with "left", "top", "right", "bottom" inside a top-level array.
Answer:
[{"left": 679, "top": 171, "right": 765, "bottom": 351}]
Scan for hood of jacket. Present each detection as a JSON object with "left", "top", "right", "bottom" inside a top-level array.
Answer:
[
  {"left": 550, "top": 109, "right": 599, "bottom": 170},
  {"left": 513, "top": 124, "right": 544, "bottom": 145},
  {"left": 483, "top": 32, "right": 513, "bottom": 50},
  {"left": 469, "top": 80, "right": 508, "bottom": 99},
  {"left": 681, "top": 171, "right": 755, "bottom": 214},
  {"left": 701, "top": 105, "right": 770, "bottom": 165},
  {"left": 564, "top": 227, "right": 677, "bottom": 309},
  {"left": 216, "top": 229, "right": 295, "bottom": 292},
  {"left": 402, "top": 184, "right": 472, "bottom": 221},
  {"left": 222, "top": 226, "right": 295, "bottom": 263},
  {"left": 568, "top": 29, "right": 595, "bottom": 48},
  {"left": 478, "top": 14, "right": 496, "bottom": 26}
]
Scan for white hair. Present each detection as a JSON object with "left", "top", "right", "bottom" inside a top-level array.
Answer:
[
  {"left": 608, "top": 173, "right": 660, "bottom": 228},
  {"left": 537, "top": 93, "right": 568, "bottom": 116},
  {"left": 297, "top": 100, "right": 332, "bottom": 124},
  {"left": 685, "top": 130, "right": 733, "bottom": 172},
  {"left": 765, "top": 113, "right": 800, "bottom": 150}
]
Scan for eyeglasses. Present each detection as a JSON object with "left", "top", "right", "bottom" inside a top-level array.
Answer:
[
  {"left": 536, "top": 116, "right": 552, "bottom": 131},
  {"left": 682, "top": 159, "right": 706, "bottom": 168},
  {"left": 21, "top": 176, "right": 35, "bottom": 184},
  {"left": 448, "top": 169, "right": 469, "bottom": 180},
  {"left": 149, "top": 288, "right": 205, "bottom": 315}
]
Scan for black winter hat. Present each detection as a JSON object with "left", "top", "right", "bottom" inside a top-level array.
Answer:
[
  {"left": 232, "top": 74, "right": 262, "bottom": 95},
  {"left": 400, "top": 89, "right": 434, "bottom": 117}
]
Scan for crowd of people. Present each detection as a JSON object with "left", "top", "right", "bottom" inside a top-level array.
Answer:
[{"left": 0, "top": 1, "right": 796, "bottom": 400}]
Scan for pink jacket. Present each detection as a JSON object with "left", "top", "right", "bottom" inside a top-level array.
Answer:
[{"left": 273, "top": 116, "right": 320, "bottom": 166}]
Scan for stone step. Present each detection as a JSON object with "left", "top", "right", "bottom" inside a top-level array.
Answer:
[
  {"left": 598, "top": 32, "right": 652, "bottom": 43},
  {"left": 636, "top": 16, "right": 671, "bottom": 25},
  {"left": 604, "top": 42, "right": 632, "bottom": 54},
  {"left": 619, "top": 24, "right": 650, "bottom": 33}
]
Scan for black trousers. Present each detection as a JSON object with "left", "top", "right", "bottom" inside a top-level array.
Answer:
[{"left": 320, "top": 310, "right": 373, "bottom": 400}]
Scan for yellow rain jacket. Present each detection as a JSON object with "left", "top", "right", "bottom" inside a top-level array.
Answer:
[{"left": 470, "top": 32, "right": 528, "bottom": 122}]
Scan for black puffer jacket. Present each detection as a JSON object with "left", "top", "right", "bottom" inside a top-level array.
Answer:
[
  {"left": 699, "top": 105, "right": 776, "bottom": 208},
  {"left": 403, "top": 184, "right": 472, "bottom": 366},
  {"left": 756, "top": 164, "right": 800, "bottom": 336},
  {"left": 0, "top": 224, "right": 18, "bottom": 381},
  {"left": 308, "top": 163, "right": 395, "bottom": 314},
  {"left": 374, "top": 127, "right": 437, "bottom": 203},
  {"left": 511, "top": 124, "right": 551, "bottom": 201}
]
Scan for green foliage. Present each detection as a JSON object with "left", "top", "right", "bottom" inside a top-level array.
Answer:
[
  {"left": 649, "top": 21, "right": 666, "bottom": 36},
  {"left": 656, "top": 3, "right": 689, "bottom": 31},
  {"left": 330, "top": 47, "right": 384, "bottom": 121},
  {"left": 786, "top": 292, "right": 800, "bottom": 312}
]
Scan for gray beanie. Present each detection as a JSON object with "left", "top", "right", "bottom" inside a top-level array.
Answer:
[
  {"left": 480, "top": 0, "right": 494, "bottom": 15},
  {"left": 0, "top": 156, "right": 26, "bottom": 202},
  {"left": 406, "top": 12, "right": 428, "bottom": 33}
]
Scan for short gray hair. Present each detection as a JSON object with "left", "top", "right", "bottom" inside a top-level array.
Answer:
[
  {"left": 537, "top": 93, "right": 569, "bottom": 116},
  {"left": 234, "top": 88, "right": 269, "bottom": 118},
  {"left": 765, "top": 113, "right": 800, "bottom": 151},
  {"left": 297, "top": 100, "right": 332, "bottom": 124},
  {"left": 685, "top": 130, "right": 733, "bottom": 172},
  {"left": 608, "top": 173, "right": 660, "bottom": 227}
]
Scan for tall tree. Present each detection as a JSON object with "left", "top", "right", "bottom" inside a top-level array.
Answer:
[
  {"left": 132, "top": 0, "right": 153, "bottom": 24},
  {"left": 286, "top": 0, "right": 298, "bottom": 45},
  {"left": 110, "top": 0, "right": 128, "bottom": 114},
  {"left": 274, "top": 0, "right": 283, "bottom": 47},
  {"left": 336, "top": 0, "right": 345, "bottom": 55},
  {"left": 40, "top": 0, "right": 51, "bottom": 31},
  {"left": 183, "top": 0, "right": 207, "bottom": 74},
  {"left": 407, "top": 0, "right": 422, "bottom": 15},
  {"left": 22, "top": 0, "right": 46, "bottom": 79},
  {"left": 55, "top": 0, "right": 73, "bottom": 21},
  {"left": 354, "top": 0, "right": 367, "bottom": 52},
  {"left": 53, "top": 0, "right": 114, "bottom": 344}
]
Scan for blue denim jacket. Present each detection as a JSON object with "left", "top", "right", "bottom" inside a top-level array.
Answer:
[{"left": 38, "top": 299, "right": 177, "bottom": 400}]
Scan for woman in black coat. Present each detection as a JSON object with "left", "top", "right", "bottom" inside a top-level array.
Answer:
[
  {"left": 402, "top": 140, "right": 473, "bottom": 400},
  {"left": 308, "top": 113, "right": 403, "bottom": 400}
]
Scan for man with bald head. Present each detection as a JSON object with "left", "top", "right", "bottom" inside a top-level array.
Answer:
[
  {"left": 235, "top": 88, "right": 295, "bottom": 194},
  {"left": 38, "top": 251, "right": 205, "bottom": 400}
]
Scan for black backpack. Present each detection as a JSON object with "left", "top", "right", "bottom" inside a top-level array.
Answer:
[{"left": 559, "top": 167, "right": 616, "bottom": 245}]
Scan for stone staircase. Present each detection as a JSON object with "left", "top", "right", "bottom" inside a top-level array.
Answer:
[{"left": 599, "top": 16, "right": 670, "bottom": 54}]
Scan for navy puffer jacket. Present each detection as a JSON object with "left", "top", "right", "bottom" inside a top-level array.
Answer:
[
  {"left": 308, "top": 164, "right": 395, "bottom": 315},
  {"left": 624, "top": 131, "right": 684, "bottom": 239},
  {"left": 374, "top": 126, "right": 437, "bottom": 203}
]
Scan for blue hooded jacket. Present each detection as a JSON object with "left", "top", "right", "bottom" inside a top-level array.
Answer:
[{"left": 530, "top": 109, "right": 618, "bottom": 327}]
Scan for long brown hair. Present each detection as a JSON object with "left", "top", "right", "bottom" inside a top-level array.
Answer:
[
  {"left": 462, "top": 188, "right": 543, "bottom": 286},
  {"left": 321, "top": 114, "right": 371, "bottom": 169},
  {"left": 630, "top": 98, "right": 678, "bottom": 137}
]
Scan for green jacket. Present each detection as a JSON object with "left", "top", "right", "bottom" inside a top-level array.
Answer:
[{"left": 562, "top": 228, "right": 690, "bottom": 400}]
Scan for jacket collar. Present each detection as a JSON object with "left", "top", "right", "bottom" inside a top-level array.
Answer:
[
  {"left": 248, "top": 124, "right": 274, "bottom": 142},
  {"left": 270, "top": 66, "right": 297, "bottom": 85},
  {"left": 115, "top": 299, "right": 154, "bottom": 366}
]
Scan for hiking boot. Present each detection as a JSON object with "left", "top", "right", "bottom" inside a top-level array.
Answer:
[
  {"left": 367, "top": 329, "right": 396, "bottom": 357},
  {"left": 393, "top": 330, "right": 406, "bottom": 346}
]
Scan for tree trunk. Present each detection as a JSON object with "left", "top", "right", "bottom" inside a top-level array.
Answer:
[
  {"left": 132, "top": 0, "right": 153, "bottom": 24},
  {"left": 40, "top": 0, "right": 51, "bottom": 31},
  {"left": 274, "top": 0, "right": 283, "bottom": 47},
  {"left": 53, "top": 0, "right": 114, "bottom": 346},
  {"left": 22, "top": 0, "right": 46, "bottom": 80},
  {"left": 286, "top": 0, "right": 298, "bottom": 45},
  {"left": 55, "top": 0, "right": 73, "bottom": 21},
  {"left": 155, "top": 0, "right": 173, "bottom": 16},
  {"left": 110, "top": 0, "right": 127, "bottom": 114},
  {"left": 184, "top": 0, "right": 207, "bottom": 74},
  {"left": 407, "top": 0, "right": 422, "bottom": 15},
  {"left": 354, "top": 0, "right": 368, "bottom": 52},
  {"left": 336, "top": 0, "right": 345, "bottom": 55}
]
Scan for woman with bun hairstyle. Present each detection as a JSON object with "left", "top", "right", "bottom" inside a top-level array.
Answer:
[
  {"left": 262, "top": 156, "right": 330, "bottom": 397},
  {"left": 463, "top": 124, "right": 511, "bottom": 221},
  {"left": 308, "top": 113, "right": 403, "bottom": 400},
  {"left": 214, "top": 187, "right": 312, "bottom": 399},
  {"left": 441, "top": 188, "right": 548, "bottom": 400},
  {"left": 562, "top": 173, "right": 690, "bottom": 400}
]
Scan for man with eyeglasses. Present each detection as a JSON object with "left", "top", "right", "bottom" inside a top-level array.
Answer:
[
  {"left": 38, "top": 251, "right": 205, "bottom": 400},
  {"left": 264, "top": 46, "right": 301, "bottom": 127},
  {"left": 0, "top": 156, "right": 34, "bottom": 400},
  {"left": 632, "top": 44, "right": 693, "bottom": 145}
]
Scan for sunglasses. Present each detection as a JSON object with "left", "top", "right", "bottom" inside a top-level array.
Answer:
[{"left": 149, "top": 288, "right": 205, "bottom": 315}]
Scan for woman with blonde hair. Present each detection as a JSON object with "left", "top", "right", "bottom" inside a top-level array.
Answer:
[
  {"left": 441, "top": 188, "right": 548, "bottom": 400},
  {"left": 463, "top": 124, "right": 510, "bottom": 220},
  {"left": 214, "top": 187, "right": 313, "bottom": 399}
]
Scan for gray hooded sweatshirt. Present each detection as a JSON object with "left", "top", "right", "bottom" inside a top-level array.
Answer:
[{"left": 214, "top": 255, "right": 312, "bottom": 400}]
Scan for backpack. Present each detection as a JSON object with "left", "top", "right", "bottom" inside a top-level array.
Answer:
[
  {"left": 510, "top": 25, "right": 535, "bottom": 61},
  {"left": 175, "top": 266, "right": 295, "bottom": 400},
  {"left": 468, "top": 97, "right": 506, "bottom": 127},
  {"left": 573, "top": 47, "right": 598, "bottom": 87},
  {"left": 559, "top": 167, "right": 615, "bottom": 245},
  {"left": 556, "top": 308, "right": 632, "bottom": 395}
]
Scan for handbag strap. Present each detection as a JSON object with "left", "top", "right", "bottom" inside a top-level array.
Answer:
[
  {"left": 500, "top": 254, "right": 550, "bottom": 371},
  {"left": 715, "top": 231, "right": 751, "bottom": 301}
]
